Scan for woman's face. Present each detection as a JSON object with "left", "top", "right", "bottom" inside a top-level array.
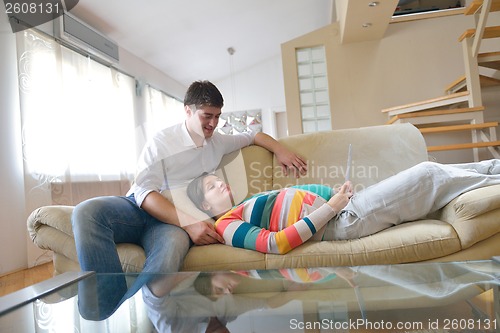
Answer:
[
  {"left": 210, "top": 273, "right": 241, "bottom": 296},
  {"left": 201, "top": 175, "right": 233, "bottom": 216}
]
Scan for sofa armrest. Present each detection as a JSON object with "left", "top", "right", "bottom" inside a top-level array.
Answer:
[
  {"left": 437, "top": 184, "right": 500, "bottom": 248},
  {"left": 28, "top": 205, "right": 75, "bottom": 238},
  {"left": 27, "top": 206, "right": 77, "bottom": 259},
  {"left": 28, "top": 205, "right": 146, "bottom": 273}
]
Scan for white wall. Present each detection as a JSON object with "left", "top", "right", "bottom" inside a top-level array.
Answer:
[
  {"left": 0, "top": 13, "right": 28, "bottom": 274},
  {"left": 215, "top": 55, "right": 287, "bottom": 138},
  {"left": 216, "top": 12, "right": 500, "bottom": 152},
  {"left": 353, "top": 13, "right": 500, "bottom": 163},
  {"left": 282, "top": 12, "right": 500, "bottom": 163}
]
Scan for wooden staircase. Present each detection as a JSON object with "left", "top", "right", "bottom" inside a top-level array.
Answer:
[
  {"left": 382, "top": 0, "right": 500, "bottom": 161},
  {"left": 383, "top": 91, "right": 470, "bottom": 117},
  {"left": 445, "top": 73, "right": 500, "bottom": 94}
]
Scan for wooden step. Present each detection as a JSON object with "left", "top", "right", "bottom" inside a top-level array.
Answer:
[
  {"left": 382, "top": 91, "right": 469, "bottom": 117},
  {"left": 386, "top": 106, "right": 485, "bottom": 124},
  {"left": 445, "top": 74, "right": 500, "bottom": 93},
  {"left": 444, "top": 76, "right": 468, "bottom": 93},
  {"left": 428, "top": 140, "right": 500, "bottom": 152},
  {"left": 418, "top": 121, "right": 498, "bottom": 134},
  {"left": 478, "top": 51, "right": 500, "bottom": 70},
  {"left": 459, "top": 26, "right": 500, "bottom": 42},
  {"left": 464, "top": 0, "right": 500, "bottom": 15}
]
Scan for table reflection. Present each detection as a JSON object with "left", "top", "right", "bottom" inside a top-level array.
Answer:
[{"left": 136, "top": 262, "right": 499, "bottom": 333}]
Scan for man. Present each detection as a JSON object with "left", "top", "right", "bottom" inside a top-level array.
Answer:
[{"left": 72, "top": 81, "right": 306, "bottom": 318}]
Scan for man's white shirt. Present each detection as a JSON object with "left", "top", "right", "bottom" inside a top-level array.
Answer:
[{"left": 128, "top": 122, "right": 256, "bottom": 207}]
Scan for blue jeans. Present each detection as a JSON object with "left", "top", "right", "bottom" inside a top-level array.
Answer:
[{"left": 72, "top": 194, "right": 191, "bottom": 319}]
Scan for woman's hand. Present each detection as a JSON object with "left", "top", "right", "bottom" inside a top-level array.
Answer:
[
  {"left": 327, "top": 181, "right": 353, "bottom": 213},
  {"left": 334, "top": 267, "right": 358, "bottom": 288}
]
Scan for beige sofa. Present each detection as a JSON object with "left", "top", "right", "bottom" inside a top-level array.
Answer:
[{"left": 28, "top": 123, "right": 500, "bottom": 275}]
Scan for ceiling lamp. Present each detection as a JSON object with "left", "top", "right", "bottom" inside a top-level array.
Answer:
[
  {"left": 365, "top": 2, "right": 378, "bottom": 28},
  {"left": 227, "top": 47, "right": 237, "bottom": 111}
]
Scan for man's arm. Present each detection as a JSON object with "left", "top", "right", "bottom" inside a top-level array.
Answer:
[
  {"left": 141, "top": 191, "right": 224, "bottom": 245},
  {"left": 253, "top": 132, "right": 307, "bottom": 177}
]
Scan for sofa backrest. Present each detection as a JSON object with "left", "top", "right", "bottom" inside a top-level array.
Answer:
[
  {"left": 219, "top": 123, "right": 427, "bottom": 203},
  {"left": 272, "top": 123, "right": 427, "bottom": 192},
  {"left": 217, "top": 145, "right": 273, "bottom": 202}
]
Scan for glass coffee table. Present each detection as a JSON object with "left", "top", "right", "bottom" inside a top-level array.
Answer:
[{"left": 0, "top": 260, "right": 498, "bottom": 332}]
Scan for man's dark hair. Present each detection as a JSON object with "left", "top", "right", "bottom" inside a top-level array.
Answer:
[{"left": 184, "top": 80, "right": 224, "bottom": 108}]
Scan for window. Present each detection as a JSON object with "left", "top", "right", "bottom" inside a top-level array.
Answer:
[
  {"left": 394, "top": 0, "right": 465, "bottom": 16},
  {"left": 142, "top": 85, "right": 185, "bottom": 140},
  {"left": 18, "top": 30, "right": 136, "bottom": 182},
  {"left": 296, "top": 46, "right": 331, "bottom": 134}
]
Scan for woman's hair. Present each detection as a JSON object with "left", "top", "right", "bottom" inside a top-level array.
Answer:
[
  {"left": 193, "top": 272, "right": 215, "bottom": 297},
  {"left": 186, "top": 172, "right": 211, "bottom": 214},
  {"left": 183, "top": 80, "right": 224, "bottom": 108}
]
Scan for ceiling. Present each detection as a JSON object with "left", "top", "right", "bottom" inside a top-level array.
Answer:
[
  {"left": 70, "top": 0, "right": 398, "bottom": 87},
  {"left": 70, "top": 0, "right": 335, "bottom": 86}
]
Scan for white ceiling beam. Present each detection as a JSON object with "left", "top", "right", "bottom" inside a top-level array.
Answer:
[
  {"left": 339, "top": 0, "right": 399, "bottom": 44},
  {"left": 329, "top": 0, "right": 338, "bottom": 23}
]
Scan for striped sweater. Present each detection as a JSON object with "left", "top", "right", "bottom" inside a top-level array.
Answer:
[
  {"left": 236, "top": 267, "right": 338, "bottom": 283},
  {"left": 214, "top": 185, "right": 337, "bottom": 254}
]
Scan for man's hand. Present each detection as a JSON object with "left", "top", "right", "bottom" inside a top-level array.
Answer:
[
  {"left": 183, "top": 221, "right": 225, "bottom": 245},
  {"left": 206, "top": 316, "right": 230, "bottom": 333},
  {"left": 275, "top": 147, "right": 307, "bottom": 178},
  {"left": 253, "top": 132, "right": 307, "bottom": 178},
  {"left": 142, "top": 192, "right": 224, "bottom": 245},
  {"left": 142, "top": 191, "right": 209, "bottom": 227}
]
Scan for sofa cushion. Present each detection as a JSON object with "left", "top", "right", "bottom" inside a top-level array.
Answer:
[
  {"left": 52, "top": 245, "right": 146, "bottom": 274},
  {"left": 181, "top": 219, "right": 461, "bottom": 270},
  {"left": 182, "top": 245, "right": 266, "bottom": 271},
  {"left": 265, "top": 219, "right": 461, "bottom": 268}
]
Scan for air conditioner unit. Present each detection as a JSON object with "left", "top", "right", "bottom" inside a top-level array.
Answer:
[{"left": 54, "top": 12, "right": 119, "bottom": 64}]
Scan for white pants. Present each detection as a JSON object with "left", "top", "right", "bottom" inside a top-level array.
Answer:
[
  {"left": 324, "top": 159, "right": 500, "bottom": 240},
  {"left": 354, "top": 262, "right": 499, "bottom": 298}
]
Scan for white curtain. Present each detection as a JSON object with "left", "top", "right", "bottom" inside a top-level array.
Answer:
[
  {"left": 33, "top": 290, "right": 152, "bottom": 333},
  {"left": 142, "top": 85, "right": 185, "bottom": 139},
  {"left": 19, "top": 29, "right": 188, "bottom": 267},
  {"left": 17, "top": 29, "right": 137, "bottom": 206}
]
